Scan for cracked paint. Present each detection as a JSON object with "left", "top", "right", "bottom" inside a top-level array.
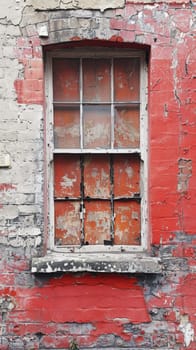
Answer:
[
  {"left": 55, "top": 201, "right": 81, "bottom": 245},
  {"left": 29, "top": 0, "right": 125, "bottom": 11},
  {"left": 3, "top": 0, "right": 196, "bottom": 349}
]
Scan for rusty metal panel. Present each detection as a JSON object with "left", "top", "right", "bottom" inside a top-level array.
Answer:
[
  {"left": 54, "top": 107, "right": 80, "bottom": 148},
  {"left": 53, "top": 58, "right": 80, "bottom": 102},
  {"left": 114, "top": 201, "right": 141, "bottom": 245},
  {"left": 84, "top": 201, "right": 111, "bottom": 244},
  {"left": 55, "top": 201, "right": 81, "bottom": 245},
  {"left": 113, "top": 155, "right": 140, "bottom": 198},
  {"left": 54, "top": 155, "right": 81, "bottom": 198},
  {"left": 114, "top": 106, "right": 140, "bottom": 148},
  {"left": 114, "top": 58, "right": 140, "bottom": 102},
  {"left": 83, "top": 105, "right": 111, "bottom": 148},
  {"left": 83, "top": 155, "right": 111, "bottom": 199},
  {"left": 83, "top": 59, "right": 111, "bottom": 102}
]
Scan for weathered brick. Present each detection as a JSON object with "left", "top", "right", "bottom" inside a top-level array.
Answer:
[{"left": 0, "top": 1, "right": 195, "bottom": 349}]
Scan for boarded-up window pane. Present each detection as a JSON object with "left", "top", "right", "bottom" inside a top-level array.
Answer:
[
  {"left": 114, "top": 201, "right": 140, "bottom": 245},
  {"left": 55, "top": 201, "right": 81, "bottom": 245},
  {"left": 84, "top": 201, "right": 111, "bottom": 244},
  {"left": 113, "top": 155, "right": 140, "bottom": 197},
  {"left": 54, "top": 108, "right": 80, "bottom": 148},
  {"left": 84, "top": 155, "right": 110, "bottom": 198},
  {"left": 53, "top": 58, "right": 80, "bottom": 102},
  {"left": 54, "top": 155, "right": 81, "bottom": 198},
  {"left": 114, "top": 58, "right": 140, "bottom": 102}
]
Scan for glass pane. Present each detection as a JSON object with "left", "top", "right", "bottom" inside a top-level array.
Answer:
[
  {"left": 114, "top": 58, "right": 140, "bottom": 102},
  {"left": 84, "top": 201, "right": 111, "bottom": 244},
  {"left": 114, "top": 201, "right": 141, "bottom": 245},
  {"left": 83, "top": 105, "right": 111, "bottom": 148},
  {"left": 83, "top": 155, "right": 110, "bottom": 199},
  {"left": 54, "top": 155, "right": 81, "bottom": 198},
  {"left": 83, "top": 59, "right": 111, "bottom": 102},
  {"left": 55, "top": 201, "right": 81, "bottom": 245},
  {"left": 53, "top": 58, "right": 80, "bottom": 102},
  {"left": 113, "top": 155, "right": 140, "bottom": 198},
  {"left": 114, "top": 106, "right": 140, "bottom": 148},
  {"left": 54, "top": 107, "right": 80, "bottom": 148}
]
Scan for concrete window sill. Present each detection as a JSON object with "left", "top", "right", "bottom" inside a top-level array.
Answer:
[{"left": 31, "top": 253, "right": 162, "bottom": 274}]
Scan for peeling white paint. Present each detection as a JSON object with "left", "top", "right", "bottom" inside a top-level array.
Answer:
[
  {"left": 179, "top": 314, "right": 195, "bottom": 347},
  {"left": 29, "top": 0, "right": 125, "bottom": 11},
  {"left": 60, "top": 174, "right": 76, "bottom": 189}
]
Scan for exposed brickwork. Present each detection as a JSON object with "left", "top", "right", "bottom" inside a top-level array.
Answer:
[
  {"left": 14, "top": 37, "right": 43, "bottom": 104},
  {"left": 178, "top": 159, "right": 192, "bottom": 193},
  {"left": 0, "top": 0, "right": 196, "bottom": 349}
]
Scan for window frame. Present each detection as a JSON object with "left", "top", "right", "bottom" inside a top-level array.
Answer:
[{"left": 45, "top": 48, "right": 148, "bottom": 255}]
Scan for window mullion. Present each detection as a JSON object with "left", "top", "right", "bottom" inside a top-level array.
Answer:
[
  {"left": 80, "top": 155, "right": 85, "bottom": 245},
  {"left": 110, "top": 59, "right": 115, "bottom": 242},
  {"left": 80, "top": 58, "right": 83, "bottom": 150},
  {"left": 110, "top": 155, "right": 114, "bottom": 243},
  {"left": 80, "top": 59, "right": 85, "bottom": 245},
  {"left": 111, "top": 58, "right": 114, "bottom": 150}
]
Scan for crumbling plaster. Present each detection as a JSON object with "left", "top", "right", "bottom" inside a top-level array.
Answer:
[
  {"left": 28, "top": 0, "right": 125, "bottom": 12},
  {"left": 0, "top": 0, "right": 195, "bottom": 348}
]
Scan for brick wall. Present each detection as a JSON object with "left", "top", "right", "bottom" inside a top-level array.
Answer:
[{"left": 0, "top": 0, "right": 195, "bottom": 349}]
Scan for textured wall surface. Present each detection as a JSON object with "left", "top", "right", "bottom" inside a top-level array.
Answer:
[{"left": 0, "top": 0, "right": 196, "bottom": 349}]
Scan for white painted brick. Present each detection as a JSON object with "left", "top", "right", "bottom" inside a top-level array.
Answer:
[
  {"left": 0, "top": 0, "right": 23, "bottom": 25},
  {"left": 18, "top": 205, "right": 41, "bottom": 215},
  {"left": 0, "top": 205, "right": 19, "bottom": 220},
  {"left": 29, "top": 0, "right": 125, "bottom": 11}
]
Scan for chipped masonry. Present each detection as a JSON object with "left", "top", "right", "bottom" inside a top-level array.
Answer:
[{"left": 0, "top": 0, "right": 195, "bottom": 348}]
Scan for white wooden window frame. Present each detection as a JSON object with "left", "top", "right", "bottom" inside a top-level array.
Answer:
[{"left": 45, "top": 48, "right": 148, "bottom": 255}]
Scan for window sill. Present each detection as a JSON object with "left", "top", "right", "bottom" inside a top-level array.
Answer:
[{"left": 31, "top": 253, "right": 162, "bottom": 274}]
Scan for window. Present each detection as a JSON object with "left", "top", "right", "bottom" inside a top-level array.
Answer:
[
  {"left": 46, "top": 48, "right": 148, "bottom": 254},
  {"left": 32, "top": 47, "right": 162, "bottom": 273}
]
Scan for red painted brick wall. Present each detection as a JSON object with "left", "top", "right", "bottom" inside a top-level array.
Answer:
[{"left": 0, "top": 1, "right": 195, "bottom": 349}]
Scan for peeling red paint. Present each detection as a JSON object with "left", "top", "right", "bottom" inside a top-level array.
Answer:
[
  {"left": 14, "top": 37, "right": 43, "bottom": 104},
  {"left": 0, "top": 184, "right": 16, "bottom": 191},
  {"left": 8, "top": 275, "right": 150, "bottom": 343},
  {"left": 3, "top": 1, "right": 196, "bottom": 349}
]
